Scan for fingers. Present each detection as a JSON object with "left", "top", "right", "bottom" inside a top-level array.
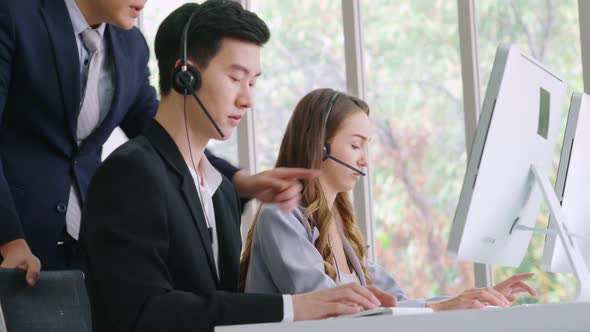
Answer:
[
  {"left": 471, "top": 299, "right": 485, "bottom": 309},
  {"left": 322, "top": 303, "right": 363, "bottom": 318},
  {"left": 256, "top": 169, "right": 316, "bottom": 193},
  {"left": 434, "top": 287, "right": 512, "bottom": 311},
  {"left": 480, "top": 287, "right": 510, "bottom": 306},
  {"left": 367, "top": 285, "right": 397, "bottom": 307},
  {"left": 15, "top": 257, "right": 41, "bottom": 287},
  {"left": 1, "top": 258, "right": 41, "bottom": 287},
  {"left": 484, "top": 287, "right": 511, "bottom": 306},
  {"left": 0, "top": 239, "right": 41, "bottom": 287},
  {"left": 494, "top": 273, "right": 536, "bottom": 298},
  {"left": 273, "top": 181, "right": 303, "bottom": 203},
  {"left": 254, "top": 179, "right": 299, "bottom": 205},
  {"left": 270, "top": 168, "right": 320, "bottom": 181},
  {"left": 24, "top": 258, "right": 41, "bottom": 287},
  {"left": 253, "top": 174, "right": 291, "bottom": 194},
  {"left": 510, "top": 273, "right": 535, "bottom": 281},
  {"left": 496, "top": 273, "right": 534, "bottom": 288},
  {"left": 258, "top": 177, "right": 303, "bottom": 212},
  {"left": 508, "top": 281, "right": 537, "bottom": 297},
  {"left": 251, "top": 168, "right": 320, "bottom": 209},
  {"left": 349, "top": 283, "right": 381, "bottom": 307},
  {"left": 325, "top": 283, "right": 380, "bottom": 310},
  {"left": 293, "top": 290, "right": 365, "bottom": 321},
  {"left": 471, "top": 287, "right": 510, "bottom": 306}
]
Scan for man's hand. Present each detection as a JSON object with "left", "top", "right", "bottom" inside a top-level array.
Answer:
[
  {"left": 493, "top": 273, "right": 536, "bottom": 303},
  {"left": 292, "top": 283, "right": 397, "bottom": 320},
  {"left": 366, "top": 285, "right": 397, "bottom": 307},
  {"left": 0, "top": 239, "right": 41, "bottom": 286},
  {"left": 232, "top": 168, "right": 320, "bottom": 211}
]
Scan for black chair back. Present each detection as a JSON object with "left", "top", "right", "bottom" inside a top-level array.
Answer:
[{"left": 0, "top": 269, "right": 90, "bottom": 332}]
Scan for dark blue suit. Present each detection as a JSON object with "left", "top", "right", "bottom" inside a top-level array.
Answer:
[
  {"left": 0, "top": 0, "right": 158, "bottom": 269},
  {"left": 0, "top": 0, "right": 240, "bottom": 269}
]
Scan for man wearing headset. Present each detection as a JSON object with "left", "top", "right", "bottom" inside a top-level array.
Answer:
[
  {"left": 0, "top": 0, "right": 314, "bottom": 285},
  {"left": 80, "top": 2, "right": 396, "bottom": 331}
]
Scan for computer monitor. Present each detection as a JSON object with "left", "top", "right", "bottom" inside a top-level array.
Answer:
[
  {"left": 447, "top": 44, "right": 566, "bottom": 267},
  {"left": 542, "top": 92, "right": 590, "bottom": 274}
]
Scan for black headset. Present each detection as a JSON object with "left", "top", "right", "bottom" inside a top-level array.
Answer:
[
  {"left": 322, "top": 92, "right": 366, "bottom": 176},
  {"left": 172, "top": 12, "right": 201, "bottom": 94},
  {"left": 172, "top": 11, "right": 224, "bottom": 138}
]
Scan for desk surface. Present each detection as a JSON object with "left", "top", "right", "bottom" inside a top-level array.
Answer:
[{"left": 216, "top": 301, "right": 590, "bottom": 332}]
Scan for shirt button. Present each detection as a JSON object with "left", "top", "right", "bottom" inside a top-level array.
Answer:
[{"left": 56, "top": 203, "right": 67, "bottom": 214}]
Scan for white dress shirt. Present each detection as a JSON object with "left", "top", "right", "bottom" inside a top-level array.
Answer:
[
  {"left": 63, "top": 0, "right": 116, "bottom": 239},
  {"left": 186, "top": 155, "right": 294, "bottom": 322},
  {"left": 64, "top": 0, "right": 114, "bottom": 122}
]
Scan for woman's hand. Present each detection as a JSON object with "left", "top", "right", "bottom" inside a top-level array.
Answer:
[{"left": 493, "top": 273, "right": 537, "bottom": 303}]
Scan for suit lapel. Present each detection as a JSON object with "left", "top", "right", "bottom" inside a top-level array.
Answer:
[
  {"left": 144, "top": 121, "right": 220, "bottom": 285},
  {"left": 39, "top": 0, "right": 80, "bottom": 143},
  {"left": 179, "top": 175, "right": 220, "bottom": 284},
  {"left": 213, "top": 187, "right": 240, "bottom": 291}
]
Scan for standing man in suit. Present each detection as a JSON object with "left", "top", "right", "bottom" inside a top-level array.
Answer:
[
  {"left": 0, "top": 0, "right": 315, "bottom": 285},
  {"left": 81, "top": 2, "right": 396, "bottom": 331}
]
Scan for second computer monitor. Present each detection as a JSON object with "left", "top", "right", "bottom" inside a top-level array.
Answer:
[
  {"left": 447, "top": 44, "right": 566, "bottom": 267},
  {"left": 542, "top": 92, "right": 590, "bottom": 274}
]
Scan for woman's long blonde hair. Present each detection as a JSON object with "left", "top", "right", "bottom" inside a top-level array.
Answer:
[{"left": 240, "top": 88, "right": 371, "bottom": 291}]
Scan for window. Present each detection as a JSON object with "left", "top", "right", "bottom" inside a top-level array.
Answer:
[
  {"left": 251, "top": 0, "right": 346, "bottom": 171},
  {"left": 361, "top": 1, "right": 472, "bottom": 299}
]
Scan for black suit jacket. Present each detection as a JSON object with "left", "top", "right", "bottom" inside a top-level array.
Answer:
[{"left": 80, "top": 120, "right": 282, "bottom": 332}]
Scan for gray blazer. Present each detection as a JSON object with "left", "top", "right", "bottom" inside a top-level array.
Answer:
[{"left": 244, "top": 204, "right": 444, "bottom": 307}]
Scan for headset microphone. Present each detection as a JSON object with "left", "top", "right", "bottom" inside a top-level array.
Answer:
[
  {"left": 177, "top": 73, "right": 225, "bottom": 138},
  {"left": 323, "top": 143, "right": 366, "bottom": 176},
  {"left": 322, "top": 92, "right": 366, "bottom": 176}
]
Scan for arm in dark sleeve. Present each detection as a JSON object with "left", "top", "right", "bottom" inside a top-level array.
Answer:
[
  {"left": 119, "top": 29, "right": 158, "bottom": 138},
  {"left": 0, "top": 4, "right": 24, "bottom": 245},
  {"left": 80, "top": 151, "right": 282, "bottom": 332}
]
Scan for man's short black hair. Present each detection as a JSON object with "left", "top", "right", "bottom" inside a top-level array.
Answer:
[{"left": 155, "top": 0, "right": 270, "bottom": 96}]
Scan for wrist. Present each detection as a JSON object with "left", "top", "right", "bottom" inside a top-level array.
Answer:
[
  {"left": 0, "top": 238, "right": 28, "bottom": 257},
  {"left": 232, "top": 169, "right": 251, "bottom": 196},
  {"left": 425, "top": 299, "right": 445, "bottom": 312},
  {"left": 291, "top": 294, "right": 303, "bottom": 321}
]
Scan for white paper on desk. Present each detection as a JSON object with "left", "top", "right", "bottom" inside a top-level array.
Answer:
[{"left": 337, "top": 306, "right": 433, "bottom": 319}]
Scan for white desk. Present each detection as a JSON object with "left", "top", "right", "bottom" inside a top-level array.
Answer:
[{"left": 216, "top": 302, "right": 590, "bottom": 332}]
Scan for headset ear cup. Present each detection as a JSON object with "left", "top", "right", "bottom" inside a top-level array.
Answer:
[
  {"left": 186, "top": 65, "right": 202, "bottom": 90},
  {"left": 172, "top": 66, "right": 185, "bottom": 94},
  {"left": 323, "top": 143, "right": 330, "bottom": 161},
  {"left": 172, "top": 65, "right": 202, "bottom": 94}
]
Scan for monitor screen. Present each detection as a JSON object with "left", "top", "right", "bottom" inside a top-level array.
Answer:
[
  {"left": 542, "top": 92, "right": 590, "bottom": 274},
  {"left": 447, "top": 44, "right": 566, "bottom": 267}
]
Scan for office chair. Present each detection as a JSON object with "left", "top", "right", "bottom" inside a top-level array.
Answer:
[{"left": 0, "top": 268, "right": 91, "bottom": 332}]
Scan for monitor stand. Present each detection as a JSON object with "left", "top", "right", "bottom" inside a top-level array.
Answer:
[{"left": 510, "top": 164, "right": 590, "bottom": 302}]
